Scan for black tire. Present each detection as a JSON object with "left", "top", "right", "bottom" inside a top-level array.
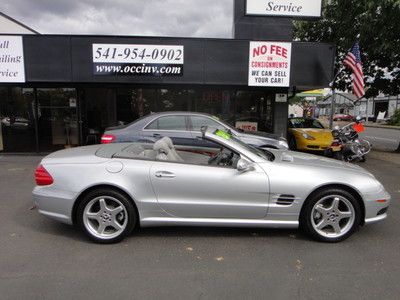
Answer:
[
  {"left": 300, "top": 188, "right": 361, "bottom": 243},
  {"left": 359, "top": 155, "right": 366, "bottom": 162},
  {"left": 77, "top": 188, "right": 137, "bottom": 244},
  {"left": 289, "top": 136, "right": 297, "bottom": 151},
  {"left": 332, "top": 151, "right": 343, "bottom": 161}
]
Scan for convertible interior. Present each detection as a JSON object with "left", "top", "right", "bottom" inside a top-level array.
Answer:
[{"left": 108, "top": 137, "right": 239, "bottom": 167}]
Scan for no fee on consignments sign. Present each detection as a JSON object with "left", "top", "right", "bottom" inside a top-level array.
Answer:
[{"left": 248, "top": 41, "right": 292, "bottom": 87}]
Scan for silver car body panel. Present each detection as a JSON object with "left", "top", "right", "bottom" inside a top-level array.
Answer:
[{"left": 33, "top": 129, "right": 390, "bottom": 229}]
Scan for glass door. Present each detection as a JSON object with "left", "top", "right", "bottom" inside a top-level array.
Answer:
[{"left": 36, "top": 88, "right": 79, "bottom": 152}]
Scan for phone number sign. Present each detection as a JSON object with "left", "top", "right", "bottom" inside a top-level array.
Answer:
[
  {"left": 92, "top": 44, "right": 184, "bottom": 77},
  {"left": 248, "top": 41, "right": 292, "bottom": 87},
  {"left": 92, "top": 44, "right": 184, "bottom": 64}
]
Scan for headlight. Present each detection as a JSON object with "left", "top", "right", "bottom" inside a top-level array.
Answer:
[{"left": 302, "top": 132, "right": 315, "bottom": 140}]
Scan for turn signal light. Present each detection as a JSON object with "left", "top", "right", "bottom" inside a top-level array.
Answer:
[
  {"left": 101, "top": 134, "right": 116, "bottom": 144},
  {"left": 376, "top": 200, "right": 387, "bottom": 203},
  {"left": 35, "top": 165, "right": 54, "bottom": 186}
]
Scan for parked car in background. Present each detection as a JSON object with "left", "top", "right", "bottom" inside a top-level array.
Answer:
[
  {"left": 359, "top": 114, "right": 377, "bottom": 122},
  {"left": 101, "top": 112, "right": 288, "bottom": 150},
  {"left": 33, "top": 127, "right": 391, "bottom": 243},
  {"left": 287, "top": 117, "right": 333, "bottom": 152},
  {"left": 333, "top": 114, "right": 354, "bottom": 121}
]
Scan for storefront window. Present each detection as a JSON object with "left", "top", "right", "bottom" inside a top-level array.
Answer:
[
  {"left": 157, "top": 89, "right": 194, "bottom": 112},
  {"left": 36, "top": 88, "right": 78, "bottom": 151},
  {"left": 0, "top": 87, "right": 36, "bottom": 152},
  {"left": 1, "top": 85, "right": 276, "bottom": 152},
  {"left": 195, "top": 90, "right": 234, "bottom": 123},
  {"left": 116, "top": 89, "right": 158, "bottom": 124},
  {"left": 234, "top": 91, "right": 273, "bottom": 132}
]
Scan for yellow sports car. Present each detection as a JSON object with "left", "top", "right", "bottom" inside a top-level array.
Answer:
[{"left": 287, "top": 117, "right": 333, "bottom": 152}]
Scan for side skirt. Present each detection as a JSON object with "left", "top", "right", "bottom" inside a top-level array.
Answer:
[{"left": 140, "top": 217, "right": 299, "bottom": 229}]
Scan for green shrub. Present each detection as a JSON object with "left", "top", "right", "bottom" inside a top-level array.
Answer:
[{"left": 388, "top": 109, "right": 400, "bottom": 126}]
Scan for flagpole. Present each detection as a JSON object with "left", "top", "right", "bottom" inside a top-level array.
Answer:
[
  {"left": 329, "top": 88, "right": 335, "bottom": 129},
  {"left": 329, "top": 70, "right": 342, "bottom": 129}
]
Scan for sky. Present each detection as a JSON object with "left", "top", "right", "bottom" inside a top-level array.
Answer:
[{"left": 1, "top": 0, "right": 234, "bottom": 37}]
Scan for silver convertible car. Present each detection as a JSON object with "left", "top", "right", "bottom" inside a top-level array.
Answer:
[{"left": 33, "top": 128, "right": 391, "bottom": 243}]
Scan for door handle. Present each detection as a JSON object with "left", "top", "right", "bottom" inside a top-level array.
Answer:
[
  {"left": 155, "top": 171, "right": 176, "bottom": 178},
  {"left": 153, "top": 133, "right": 162, "bottom": 138}
]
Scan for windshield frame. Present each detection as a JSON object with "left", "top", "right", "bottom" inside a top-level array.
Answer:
[{"left": 207, "top": 129, "right": 274, "bottom": 162}]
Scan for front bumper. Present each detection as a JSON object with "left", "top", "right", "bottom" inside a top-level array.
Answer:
[
  {"left": 296, "top": 138, "right": 332, "bottom": 152},
  {"left": 363, "top": 189, "right": 391, "bottom": 225},
  {"left": 365, "top": 213, "right": 388, "bottom": 224}
]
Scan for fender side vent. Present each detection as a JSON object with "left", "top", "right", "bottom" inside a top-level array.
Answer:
[{"left": 276, "top": 194, "right": 295, "bottom": 206}]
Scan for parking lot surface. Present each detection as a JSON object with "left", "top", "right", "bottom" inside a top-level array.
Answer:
[{"left": 0, "top": 154, "right": 399, "bottom": 299}]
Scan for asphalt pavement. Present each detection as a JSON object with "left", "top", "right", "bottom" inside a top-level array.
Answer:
[
  {"left": 360, "top": 126, "right": 400, "bottom": 151},
  {"left": 0, "top": 154, "right": 399, "bottom": 299}
]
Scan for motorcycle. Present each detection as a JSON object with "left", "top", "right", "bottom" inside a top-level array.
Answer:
[{"left": 325, "top": 120, "right": 371, "bottom": 162}]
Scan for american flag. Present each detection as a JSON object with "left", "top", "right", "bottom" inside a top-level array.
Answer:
[{"left": 343, "top": 42, "right": 365, "bottom": 98}]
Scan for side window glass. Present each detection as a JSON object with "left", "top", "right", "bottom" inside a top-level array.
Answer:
[
  {"left": 146, "top": 119, "right": 159, "bottom": 130},
  {"left": 146, "top": 116, "right": 186, "bottom": 130},
  {"left": 191, "top": 116, "right": 224, "bottom": 131}
]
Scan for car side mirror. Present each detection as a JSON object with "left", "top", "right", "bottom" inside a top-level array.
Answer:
[{"left": 236, "top": 159, "right": 254, "bottom": 173}]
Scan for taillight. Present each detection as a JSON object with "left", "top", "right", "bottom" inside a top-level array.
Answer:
[
  {"left": 331, "top": 141, "right": 341, "bottom": 147},
  {"left": 101, "top": 134, "right": 116, "bottom": 144},
  {"left": 35, "top": 165, "right": 54, "bottom": 186}
]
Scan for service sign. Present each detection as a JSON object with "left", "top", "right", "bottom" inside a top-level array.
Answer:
[
  {"left": 248, "top": 41, "right": 292, "bottom": 87},
  {"left": 0, "top": 36, "right": 25, "bottom": 83},
  {"left": 246, "top": 0, "right": 322, "bottom": 18},
  {"left": 92, "top": 44, "right": 184, "bottom": 77},
  {"left": 236, "top": 121, "right": 258, "bottom": 132}
]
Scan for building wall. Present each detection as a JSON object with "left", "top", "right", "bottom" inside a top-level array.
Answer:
[
  {"left": 21, "top": 35, "right": 335, "bottom": 90},
  {"left": 233, "top": 0, "right": 293, "bottom": 41}
]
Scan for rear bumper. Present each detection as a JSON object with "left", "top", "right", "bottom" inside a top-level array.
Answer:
[{"left": 33, "top": 187, "right": 75, "bottom": 225}]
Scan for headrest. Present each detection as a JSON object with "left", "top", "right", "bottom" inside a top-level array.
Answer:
[
  {"left": 160, "top": 136, "right": 174, "bottom": 149},
  {"left": 153, "top": 139, "right": 170, "bottom": 154}
]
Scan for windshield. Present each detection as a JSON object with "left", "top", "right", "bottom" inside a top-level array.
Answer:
[
  {"left": 289, "top": 118, "right": 324, "bottom": 129},
  {"left": 216, "top": 118, "right": 242, "bottom": 134},
  {"left": 212, "top": 129, "right": 274, "bottom": 161}
]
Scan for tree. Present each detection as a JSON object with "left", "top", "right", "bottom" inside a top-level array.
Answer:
[{"left": 294, "top": 0, "right": 400, "bottom": 97}]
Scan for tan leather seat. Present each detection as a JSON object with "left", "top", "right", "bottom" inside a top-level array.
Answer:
[{"left": 153, "top": 137, "right": 184, "bottom": 162}]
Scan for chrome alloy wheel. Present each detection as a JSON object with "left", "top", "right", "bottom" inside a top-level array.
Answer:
[
  {"left": 311, "top": 195, "right": 355, "bottom": 238},
  {"left": 83, "top": 196, "right": 128, "bottom": 240}
]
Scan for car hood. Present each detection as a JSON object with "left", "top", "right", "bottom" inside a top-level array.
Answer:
[
  {"left": 235, "top": 131, "right": 287, "bottom": 149},
  {"left": 271, "top": 150, "right": 372, "bottom": 175},
  {"left": 240, "top": 131, "right": 283, "bottom": 140},
  {"left": 292, "top": 128, "right": 333, "bottom": 139}
]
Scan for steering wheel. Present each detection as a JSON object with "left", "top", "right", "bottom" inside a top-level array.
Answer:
[{"left": 208, "top": 149, "right": 234, "bottom": 166}]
